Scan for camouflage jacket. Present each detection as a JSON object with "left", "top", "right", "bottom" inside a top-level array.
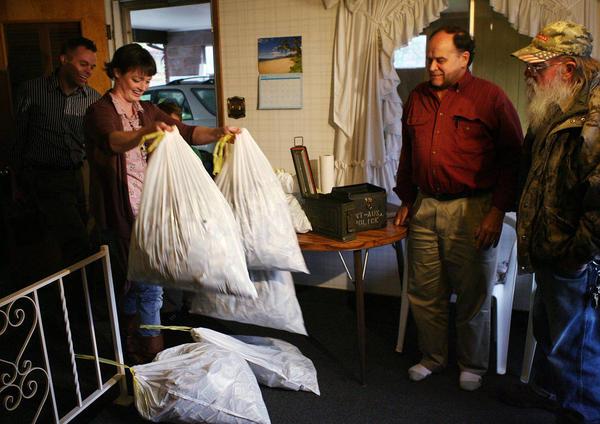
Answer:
[{"left": 517, "top": 80, "right": 600, "bottom": 273}]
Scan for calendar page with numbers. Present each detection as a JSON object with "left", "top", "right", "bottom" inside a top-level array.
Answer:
[{"left": 258, "top": 73, "right": 303, "bottom": 109}]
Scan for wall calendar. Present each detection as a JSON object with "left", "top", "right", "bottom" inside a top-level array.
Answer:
[{"left": 258, "top": 73, "right": 303, "bottom": 109}]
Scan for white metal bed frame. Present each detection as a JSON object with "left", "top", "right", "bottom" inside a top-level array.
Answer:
[{"left": 0, "top": 245, "right": 129, "bottom": 423}]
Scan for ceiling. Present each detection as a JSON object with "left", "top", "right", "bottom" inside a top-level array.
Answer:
[{"left": 130, "top": 3, "right": 212, "bottom": 32}]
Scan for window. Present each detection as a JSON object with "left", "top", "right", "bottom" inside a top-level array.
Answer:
[
  {"left": 136, "top": 42, "right": 166, "bottom": 86},
  {"left": 393, "top": 35, "right": 427, "bottom": 69},
  {"left": 154, "top": 89, "right": 193, "bottom": 121},
  {"left": 191, "top": 87, "right": 216, "bottom": 116},
  {"left": 198, "top": 45, "right": 214, "bottom": 77},
  {"left": 393, "top": 0, "right": 469, "bottom": 102}
]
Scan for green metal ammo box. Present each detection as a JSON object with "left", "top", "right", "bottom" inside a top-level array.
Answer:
[
  {"left": 291, "top": 145, "right": 357, "bottom": 241},
  {"left": 331, "top": 183, "right": 387, "bottom": 232}
]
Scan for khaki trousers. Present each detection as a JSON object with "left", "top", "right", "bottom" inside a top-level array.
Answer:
[{"left": 407, "top": 192, "right": 498, "bottom": 375}]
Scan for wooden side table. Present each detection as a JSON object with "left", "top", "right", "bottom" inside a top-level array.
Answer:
[{"left": 297, "top": 219, "right": 407, "bottom": 384}]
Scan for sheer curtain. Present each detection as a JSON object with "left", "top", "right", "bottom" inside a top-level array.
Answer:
[
  {"left": 490, "top": 0, "right": 599, "bottom": 58},
  {"left": 323, "top": 0, "right": 448, "bottom": 203}
]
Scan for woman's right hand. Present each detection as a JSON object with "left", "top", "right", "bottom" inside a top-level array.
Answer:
[{"left": 140, "top": 122, "right": 174, "bottom": 153}]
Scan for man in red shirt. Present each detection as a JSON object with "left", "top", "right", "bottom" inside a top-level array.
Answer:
[{"left": 393, "top": 26, "right": 523, "bottom": 391}]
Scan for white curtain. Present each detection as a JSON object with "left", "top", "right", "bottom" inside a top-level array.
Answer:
[
  {"left": 490, "top": 0, "right": 599, "bottom": 59},
  {"left": 323, "top": 0, "right": 448, "bottom": 203}
]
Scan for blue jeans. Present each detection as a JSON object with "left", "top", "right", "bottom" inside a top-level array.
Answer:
[
  {"left": 123, "top": 282, "right": 163, "bottom": 337},
  {"left": 533, "top": 266, "right": 600, "bottom": 423}
]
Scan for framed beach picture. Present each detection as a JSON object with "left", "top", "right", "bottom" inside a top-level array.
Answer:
[{"left": 258, "top": 36, "right": 302, "bottom": 74}]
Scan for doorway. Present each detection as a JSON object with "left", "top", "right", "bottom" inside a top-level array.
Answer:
[{"left": 118, "top": 0, "right": 223, "bottom": 127}]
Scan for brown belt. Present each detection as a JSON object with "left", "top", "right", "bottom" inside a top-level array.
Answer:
[{"left": 423, "top": 188, "right": 490, "bottom": 201}]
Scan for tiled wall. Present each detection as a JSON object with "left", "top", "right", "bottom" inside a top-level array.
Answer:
[{"left": 219, "top": 0, "right": 336, "bottom": 174}]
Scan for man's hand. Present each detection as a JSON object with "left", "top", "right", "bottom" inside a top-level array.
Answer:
[
  {"left": 475, "top": 206, "right": 504, "bottom": 250},
  {"left": 394, "top": 203, "right": 412, "bottom": 226}
]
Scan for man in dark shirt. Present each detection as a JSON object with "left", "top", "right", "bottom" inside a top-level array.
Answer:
[
  {"left": 11, "top": 37, "right": 101, "bottom": 270},
  {"left": 393, "top": 26, "right": 523, "bottom": 391},
  {"left": 507, "top": 21, "right": 600, "bottom": 423}
]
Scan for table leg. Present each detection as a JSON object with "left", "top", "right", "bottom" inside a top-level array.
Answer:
[
  {"left": 353, "top": 249, "right": 366, "bottom": 385},
  {"left": 393, "top": 240, "right": 404, "bottom": 287}
]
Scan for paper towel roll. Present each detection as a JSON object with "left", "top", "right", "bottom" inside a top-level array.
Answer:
[{"left": 319, "top": 155, "right": 335, "bottom": 194}]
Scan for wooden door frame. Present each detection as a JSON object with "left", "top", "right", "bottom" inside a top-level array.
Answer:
[{"left": 211, "top": 0, "right": 224, "bottom": 126}]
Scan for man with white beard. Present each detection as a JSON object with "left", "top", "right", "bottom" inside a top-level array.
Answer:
[{"left": 508, "top": 21, "right": 600, "bottom": 423}]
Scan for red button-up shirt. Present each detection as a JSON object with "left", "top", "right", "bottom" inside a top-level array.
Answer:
[{"left": 394, "top": 71, "right": 523, "bottom": 212}]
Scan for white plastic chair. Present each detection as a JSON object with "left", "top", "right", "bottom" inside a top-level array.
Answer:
[{"left": 395, "top": 214, "right": 519, "bottom": 375}]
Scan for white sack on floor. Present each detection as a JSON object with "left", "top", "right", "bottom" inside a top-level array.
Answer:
[
  {"left": 216, "top": 129, "right": 308, "bottom": 273},
  {"left": 185, "top": 327, "right": 320, "bottom": 395},
  {"left": 128, "top": 127, "right": 256, "bottom": 298},
  {"left": 190, "top": 269, "right": 307, "bottom": 335},
  {"left": 133, "top": 342, "right": 270, "bottom": 423}
]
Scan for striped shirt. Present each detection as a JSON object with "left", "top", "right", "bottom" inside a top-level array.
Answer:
[{"left": 12, "top": 72, "right": 101, "bottom": 170}]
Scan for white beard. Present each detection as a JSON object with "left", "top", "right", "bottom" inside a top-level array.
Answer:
[{"left": 526, "top": 72, "right": 574, "bottom": 132}]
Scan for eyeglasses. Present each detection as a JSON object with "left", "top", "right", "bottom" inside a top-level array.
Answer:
[{"left": 525, "top": 61, "right": 566, "bottom": 76}]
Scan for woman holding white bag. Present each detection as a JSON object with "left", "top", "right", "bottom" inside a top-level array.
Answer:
[{"left": 85, "top": 43, "right": 238, "bottom": 363}]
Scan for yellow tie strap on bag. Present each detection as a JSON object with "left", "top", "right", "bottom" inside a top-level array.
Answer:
[
  {"left": 140, "top": 324, "right": 192, "bottom": 332},
  {"left": 75, "top": 354, "right": 132, "bottom": 370},
  {"left": 212, "top": 134, "right": 233, "bottom": 176},
  {"left": 139, "top": 130, "right": 165, "bottom": 154}
]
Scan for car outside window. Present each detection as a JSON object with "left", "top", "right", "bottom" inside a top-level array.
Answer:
[
  {"left": 154, "top": 89, "right": 193, "bottom": 121},
  {"left": 191, "top": 88, "right": 217, "bottom": 117}
]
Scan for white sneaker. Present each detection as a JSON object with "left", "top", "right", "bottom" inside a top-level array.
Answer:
[
  {"left": 459, "top": 371, "right": 482, "bottom": 391},
  {"left": 408, "top": 363, "right": 432, "bottom": 381}
]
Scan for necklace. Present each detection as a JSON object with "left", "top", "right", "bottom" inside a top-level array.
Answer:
[
  {"left": 124, "top": 110, "right": 139, "bottom": 130},
  {"left": 123, "top": 110, "right": 148, "bottom": 159}
]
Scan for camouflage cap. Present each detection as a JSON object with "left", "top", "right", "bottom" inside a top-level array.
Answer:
[{"left": 512, "top": 21, "right": 593, "bottom": 63}]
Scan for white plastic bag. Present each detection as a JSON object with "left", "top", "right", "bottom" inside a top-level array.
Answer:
[
  {"left": 216, "top": 129, "right": 308, "bottom": 273},
  {"left": 285, "top": 194, "right": 312, "bottom": 233},
  {"left": 128, "top": 127, "right": 256, "bottom": 298},
  {"left": 186, "top": 327, "right": 320, "bottom": 395},
  {"left": 134, "top": 342, "right": 270, "bottom": 423},
  {"left": 190, "top": 270, "right": 308, "bottom": 335},
  {"left": 275, "top": 169, "right": 295, "bottom": 194}
]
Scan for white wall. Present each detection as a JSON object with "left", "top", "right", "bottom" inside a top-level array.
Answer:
[{"left": 219, "top": 0, "right": 336, "bottom": 174}]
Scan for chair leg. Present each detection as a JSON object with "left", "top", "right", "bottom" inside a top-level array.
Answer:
[
  {"left": 494, "top": 289, "right": 510, "bottom": 374},
  {"left": 520, "top": 276, "right": 537, "bottom": 383}
]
